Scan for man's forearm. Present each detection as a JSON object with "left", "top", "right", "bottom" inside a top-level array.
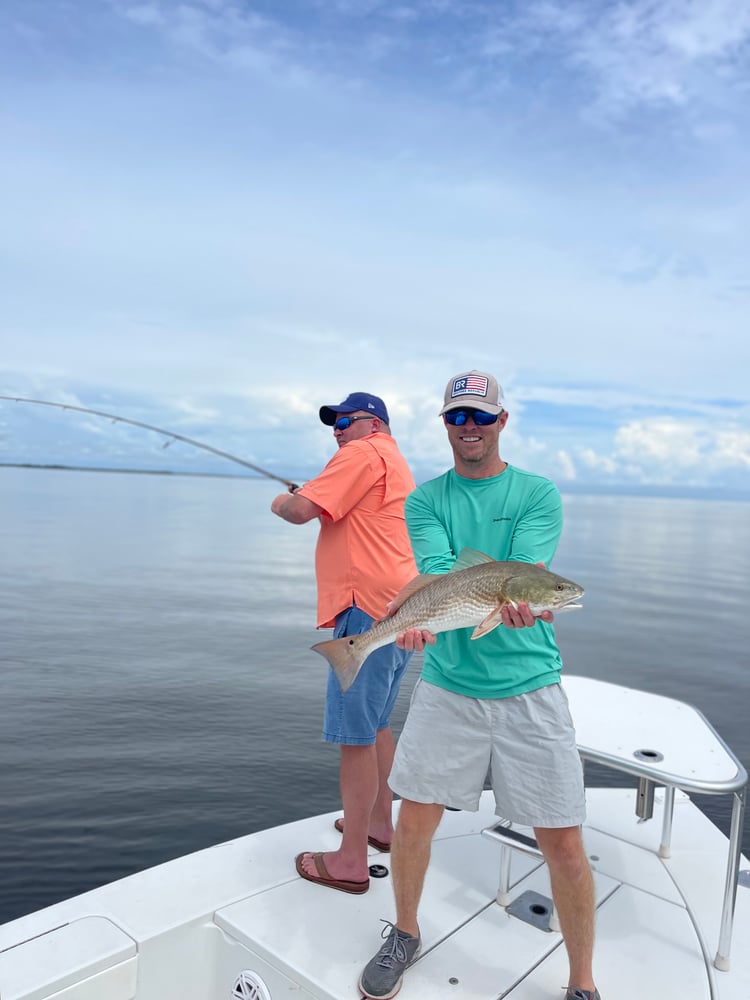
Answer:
[{"left": 271, "top": 491, "right": 321, "bottom": 524}]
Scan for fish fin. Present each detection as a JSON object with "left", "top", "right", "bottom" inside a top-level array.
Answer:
[
  {"left": 311, "top": 637, "right": 364, "bottom": 693},
  {"left": 387, "top": 573, "right": 440, "bottom": 614},
  {"left": 471, "top": 605, "right": 507, "bottom": 639},
  {"left": 452, "top": 548, "right": 496, "bottom": 572}
]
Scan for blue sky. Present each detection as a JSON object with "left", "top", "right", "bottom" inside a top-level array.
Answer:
[{"left": 1, "top": 0, "right": 749, "bottom": 493}]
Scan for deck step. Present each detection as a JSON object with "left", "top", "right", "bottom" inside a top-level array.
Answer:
[
  {"left": 481, "top": 823, "right": 551, "bottom": 914},
  {"left": 481, "top": 822, "right": 543, "bottom": 859}
]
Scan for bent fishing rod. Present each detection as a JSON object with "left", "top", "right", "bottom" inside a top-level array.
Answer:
[{"left": 0, "top": 395, "right": 299, "bottom": 490}]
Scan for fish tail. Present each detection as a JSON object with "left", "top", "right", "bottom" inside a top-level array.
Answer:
[{"left": 311, "top": 636, "right": 365, "bottom": 693}]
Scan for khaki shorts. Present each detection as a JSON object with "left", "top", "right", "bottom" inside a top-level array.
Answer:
[{"left": 389, "top": 679, "right": 586, "bottom": 828}]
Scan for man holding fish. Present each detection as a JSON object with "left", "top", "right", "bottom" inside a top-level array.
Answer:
[
  {"left": 358, "top": 371, "right": 600, "bottom": 1000},
  {"left": 271, "top": 391, "right": 417, "bottom": 896}
]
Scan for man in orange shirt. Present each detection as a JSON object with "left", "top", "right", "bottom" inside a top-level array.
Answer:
[{"left": 271, "top": 391, "right": 417, "bottom": 894}]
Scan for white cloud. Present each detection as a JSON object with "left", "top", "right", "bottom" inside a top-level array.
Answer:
[
  {"left": 615, "top": 417, "right": 704, "bottom": 468},
  {"left": 110, "top": 0, "right": 750, "bottom": 127},
  {"left": 542, "top": 0, "right": 750, "bottom": 117},
  {"left": 567, "top": 416, "right": 750, "bottom": 486},
  {"left": 121, "top": 4, "right": 165, "bottom": 27},
  {"left": 577, "top": 448, "right": 618, "bottom": 476},
  {"left": 556, "top": 449, "right": 577, "bottom": 480},
  {"left": 713, "top": 428, "right": 750, "bottom": 470}
]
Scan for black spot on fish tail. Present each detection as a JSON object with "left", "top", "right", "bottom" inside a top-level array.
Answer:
[{"left": 311, "top": 636, "right": 365, "bottom": 693}]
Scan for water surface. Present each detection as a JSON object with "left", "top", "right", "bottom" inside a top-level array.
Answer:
[{"left": 1, "top": 469, "right": 748, "bottom": 923}]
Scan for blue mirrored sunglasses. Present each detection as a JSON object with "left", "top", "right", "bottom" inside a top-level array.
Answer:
[
  {"left": 444, "top": 408, "right": 499, "bottom": 426},
  {"left": 333, "top": 414, "right": 376, "bottom": 431}
]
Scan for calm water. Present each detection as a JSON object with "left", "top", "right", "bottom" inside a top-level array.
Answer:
[{"left": 1, "top": 468, "right": 748, "bottom": 924}]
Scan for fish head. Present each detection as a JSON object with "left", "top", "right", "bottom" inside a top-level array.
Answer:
[{"left": 502, "top": 565, "right": 584, "bottom": 615}]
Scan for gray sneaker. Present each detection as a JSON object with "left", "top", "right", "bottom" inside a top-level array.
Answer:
[
  {"left": 359, "top": 921, "right": 421, "bottom": 999},
  {"left": 566, "top": 989, "right": 601, "bottom": 1000}
]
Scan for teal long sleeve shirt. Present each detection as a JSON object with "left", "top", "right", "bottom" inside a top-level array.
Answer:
[{"left": 404, "top": 465, "right": 565, "bottom": 699}]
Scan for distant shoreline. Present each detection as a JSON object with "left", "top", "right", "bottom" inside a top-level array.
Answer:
[
  {"left": 0, "top": 462, "right": 256, "bottom": 480},
  {"left": 1, "top": 462, "right": 748, "bottom": 502}
]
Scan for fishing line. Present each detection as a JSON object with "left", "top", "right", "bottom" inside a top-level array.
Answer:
[{"left": 0, "top": 395, "right": 299, "bottom": 490}]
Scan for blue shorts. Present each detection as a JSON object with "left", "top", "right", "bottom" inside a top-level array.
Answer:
[{"left": 322, "top": 604, "right": 413, "bottom": 746}]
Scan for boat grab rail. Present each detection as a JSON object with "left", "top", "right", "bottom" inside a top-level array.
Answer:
[{"left": 562, "top": 675, "right": 748, "bottom": 974}]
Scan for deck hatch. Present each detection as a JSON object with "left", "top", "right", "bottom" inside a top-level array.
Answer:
[{"left": 506, "top": 889, "right": 555, "bottom": 931}]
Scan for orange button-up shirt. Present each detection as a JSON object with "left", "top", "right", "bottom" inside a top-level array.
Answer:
[{"left": 297, "top": 432, "right": 417, "bottom": 628}]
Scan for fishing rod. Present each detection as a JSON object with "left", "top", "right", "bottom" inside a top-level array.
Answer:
[{"left": 0, "top": 395, "right": 299, "bottom": 490}]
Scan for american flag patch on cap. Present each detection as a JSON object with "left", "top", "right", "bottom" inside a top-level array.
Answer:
[{"left": 451, "top": 374, "right": 489, "bottom": 399}]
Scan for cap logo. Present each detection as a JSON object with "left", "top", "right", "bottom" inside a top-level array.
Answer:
[{"left": 451, "top": 374, "right": 489, "bottom": 400}]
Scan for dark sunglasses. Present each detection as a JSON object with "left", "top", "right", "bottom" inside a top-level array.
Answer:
[
  {"left": 333, "top": 414, "right": 376, "bottom": 431},
  {"left": 444, "top": 408, "right": 500, "bottom": 426}
]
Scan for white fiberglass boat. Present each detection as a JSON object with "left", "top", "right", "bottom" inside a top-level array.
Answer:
[{"left": 1, "top": 676, "right": 747, "bottom": 1000}]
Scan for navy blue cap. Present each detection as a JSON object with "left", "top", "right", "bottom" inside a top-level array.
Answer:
[{"left": 319, "top": 392, "right": 390, "bottom": 426}]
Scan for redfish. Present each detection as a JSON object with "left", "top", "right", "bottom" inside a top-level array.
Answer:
[{"left": 312, "top": 548, "right": 583, "bottom": 692}]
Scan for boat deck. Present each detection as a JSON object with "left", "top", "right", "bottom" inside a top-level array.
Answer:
[
  {"left": 216, "top": 786, "right": 750, "bottom": 1000},
  {"left": 1, "top": 678, "right": 749, "bottom": 1000}
]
